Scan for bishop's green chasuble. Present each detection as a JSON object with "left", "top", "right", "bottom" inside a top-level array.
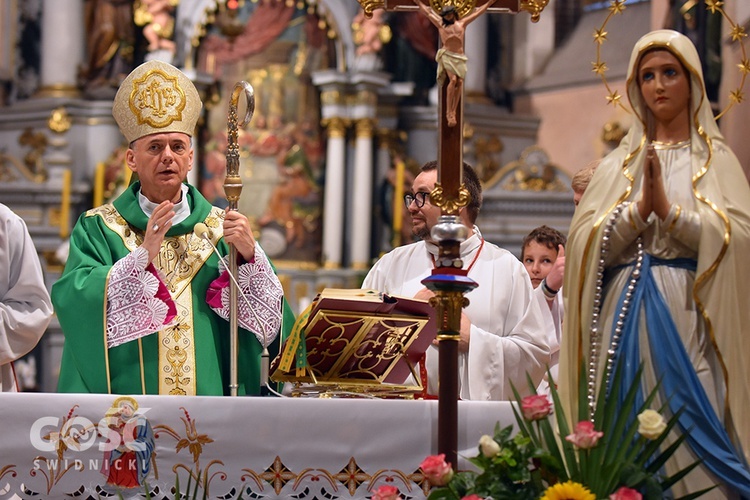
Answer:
[{"left": 52, "top": 183, "right": 294, "bottom": 395}]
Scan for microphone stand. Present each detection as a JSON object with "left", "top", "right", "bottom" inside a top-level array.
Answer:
[{"left": 224, "top": 81, "right": 255, "bottom": 397}]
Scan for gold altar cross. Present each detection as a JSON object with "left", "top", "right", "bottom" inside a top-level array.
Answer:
[{"left": 359, "top": 0, "right": 545, "bottom": 210}]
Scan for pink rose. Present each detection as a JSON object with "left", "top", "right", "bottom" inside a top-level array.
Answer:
[
  {"left": 609, "top": 486, "right": 642, "bottom": 500},
  {"left": 521, "top": 395, "right": 552, "bottom": 421},
  {"left": 372, "top": 484, "right": 402, "bottom": 500},
  {"left": 461, "top": 495, "right": 484, "bottom": 500},
  {"left": 420, "top": 454, "right": 453, "bottom": 486},
  {"left": 565, "top": 420, "right": 604, "bottom": 449}
]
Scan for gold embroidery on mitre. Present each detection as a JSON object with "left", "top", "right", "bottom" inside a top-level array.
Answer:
[
  {"left": 129, "top": 68, "right": 186, "bottom": 129},
  {"left": 113, "top": 60, "right": 202, "bottom": 143},
  {"left": 159, "top": 296, "right": 196, "bottom": 395}
]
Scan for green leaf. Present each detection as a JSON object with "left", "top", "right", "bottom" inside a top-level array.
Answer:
[
  {"left": 537, "top": 415, "right": 567, "bottom": 480},
  {"left": 598, "top": 364, "right": 653, "bottom": 492},
  {"left": 447, "top": 361, "right": 703, "bottom": 500},
  {"left": 547, "top": 377, "right": 579, "bottom": 480},
  {"left": 427, "top": 487, "right": 461, "bottom": 500},
  {"left": 659, "top": 458, "right": 703, "bottom": 491},
  {"left": 674, "top": 486, "right": 717, "bottom": 500},
  {"left": 185, "top": 472, "right": 192, "bottom": 498},
  {"left": 637, "top": 410, "right": 685, "bottom": 471}
]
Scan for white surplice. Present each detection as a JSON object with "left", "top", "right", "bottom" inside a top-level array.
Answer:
[
  {"left": 533, "top": 286, "right": 563, "bottom": 395},
  {"left": 0, "top": 204, "right": 53, "bottom": 391},
  {"left": 362, "top": 230, "right": 550, "bottom": 401}
]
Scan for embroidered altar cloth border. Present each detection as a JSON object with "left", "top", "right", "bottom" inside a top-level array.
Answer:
[{"left": 0, "top": 393, "right": 516, "bottom": 499}]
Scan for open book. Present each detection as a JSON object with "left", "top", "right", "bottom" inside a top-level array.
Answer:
[{"left": 270, "top": 288, "right": 436, "bottom": 393}]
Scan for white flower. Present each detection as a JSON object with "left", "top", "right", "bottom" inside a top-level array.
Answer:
[
  {"left": 637, "top": 409, "right": 667, "bottom": 440},
  {"left": 479, "top": 434, "right": 501, "bottom": 457}
]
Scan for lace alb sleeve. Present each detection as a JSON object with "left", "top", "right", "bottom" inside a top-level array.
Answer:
[
  {"left": 106, "top": 246, "right": 177, "bottom": 348},
  {"left": 207, "top": 245, "right": 283, "bottom": 347}
]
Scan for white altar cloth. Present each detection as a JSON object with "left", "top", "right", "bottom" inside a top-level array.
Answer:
[{"left": 0, "top": 393, "right": 517, "bottom": 499}]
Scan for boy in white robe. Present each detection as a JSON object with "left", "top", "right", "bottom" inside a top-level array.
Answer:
[{"left": 520, "top": 225, "right": 566, "bottom": 395}]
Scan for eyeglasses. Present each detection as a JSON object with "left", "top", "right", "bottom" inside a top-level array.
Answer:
[{"left": 404, "top": 192, "right": 429, "bottom": 209}]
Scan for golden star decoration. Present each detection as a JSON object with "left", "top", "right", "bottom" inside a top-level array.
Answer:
[
  {"left": 592, "top": 61, "right": 608, "bottom": 75},
  {"left": 609, "top": 0, "right": 625, "bottom": 15},
  {"left": 595, "top": 0, "right": 747, "bottom": 118},
  {"left": 606, "top": 91, "right": 622, "bottom": 106},
  {"left": 706, "top": 0, "right": 723, "bottom": 15},
  {"left": 593, "top": 28, "right": 607, "bottom": 45},
  {"left": 731, "top": 25, "right": 747, "bottom": 42}
]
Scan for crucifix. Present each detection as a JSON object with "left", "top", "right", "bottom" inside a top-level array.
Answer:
[{"left": 357, "top": 0, "right": 548, "bottom": 471}]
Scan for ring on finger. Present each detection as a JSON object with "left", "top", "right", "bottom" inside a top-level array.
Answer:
[{"left": 153, "top": 224, "right": 159, "bottom": 231}]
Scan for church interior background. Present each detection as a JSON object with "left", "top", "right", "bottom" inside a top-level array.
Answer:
[{"left": 1, "top": 0, "right": 749, "bottom": 392}]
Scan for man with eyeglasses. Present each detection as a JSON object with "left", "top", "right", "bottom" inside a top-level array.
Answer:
[{"left": 362, "top": 161, "right": 550, "bottom": 401}]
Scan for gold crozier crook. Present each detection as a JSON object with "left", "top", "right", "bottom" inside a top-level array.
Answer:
[{"left": 224, "top": 81, "right": 255, "bottom": 396}]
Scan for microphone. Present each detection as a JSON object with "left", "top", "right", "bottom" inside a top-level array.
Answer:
[
  {"left": 193, "top": 222, "right": 210, "bottom": 240},
  {"left": 194, "top": 222, "right": 273, "bottom": 395}
]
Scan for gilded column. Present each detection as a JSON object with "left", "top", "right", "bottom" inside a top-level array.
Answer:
[
  {"left": 321, "top": 114, "right": 347, "bottom": 269},
  {"left": 350, "top": 116, "right": 375, "bottom": 269},
  {"left": 312, "top": 70, "right": 350, "bottom": 270},
  {"left": 38, "top": 0, "right": 84, "bottom": 97}
]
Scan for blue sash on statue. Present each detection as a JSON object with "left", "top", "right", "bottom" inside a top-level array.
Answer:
[{"left": 609, "top": 254, "right": 750, "bottom": 496}]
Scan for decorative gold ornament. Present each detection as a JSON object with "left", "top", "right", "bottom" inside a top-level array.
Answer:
[
  {"left": 18, "top": 128, "right": 48, "bottom": 182},
  {"left": 134, "top": 0, "right": 179, "bottom": 26},
  {"left": 593, "top": 0, "right": 747, "bottom": 119},
  {"left": 428, "top": 0, "right": 476, "bottom": 20},
  {"left": 352, "top": 11, "right": 393, "bottom": 50},
  {"left": 48, "top": 107, "right": 71, "bottom": 134},
  {"left": 429, "top": 183, "right": 471, "bottom": 215},
  {"left": 113, "top": 60, "right": 201, "bottom": 143},
  {"left": 520, "top": 0, "right": 549, "bottom": 23},
  {"left": 320, "top": 90, "right": 342, "bottom": 106},
  {"left": 321, "top": 117, "right": 349, "bottom": 138},
  {"left": 355, "top": 118, "right": 376, "bottom": 139},
  {"left": 357, "top": 0, "right": 385, "bottom": 18},
  {"left": 430, "top": 292, "right": 469, "bottom": 338},
  {"left": 471, "top": 133, "right": 504, "bottom": 183},
  {"left": 485, "top": 145, "right": 567, "bottom": 192},
  {"left": 601, "top": 120, "right": 626, "bottom": 146}
]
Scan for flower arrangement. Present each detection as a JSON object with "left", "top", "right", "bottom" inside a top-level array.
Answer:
[{"left": 419, "top": 365, "right": 713, "bottom": 500}]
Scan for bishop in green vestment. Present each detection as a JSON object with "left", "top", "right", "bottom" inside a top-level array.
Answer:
[{"left": 52, "top": 60, "right": 294, "bottom": 396}]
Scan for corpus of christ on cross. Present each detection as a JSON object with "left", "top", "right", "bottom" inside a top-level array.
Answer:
[{"left": 357, "top": 0, "right": 549, "bottom": 471}]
